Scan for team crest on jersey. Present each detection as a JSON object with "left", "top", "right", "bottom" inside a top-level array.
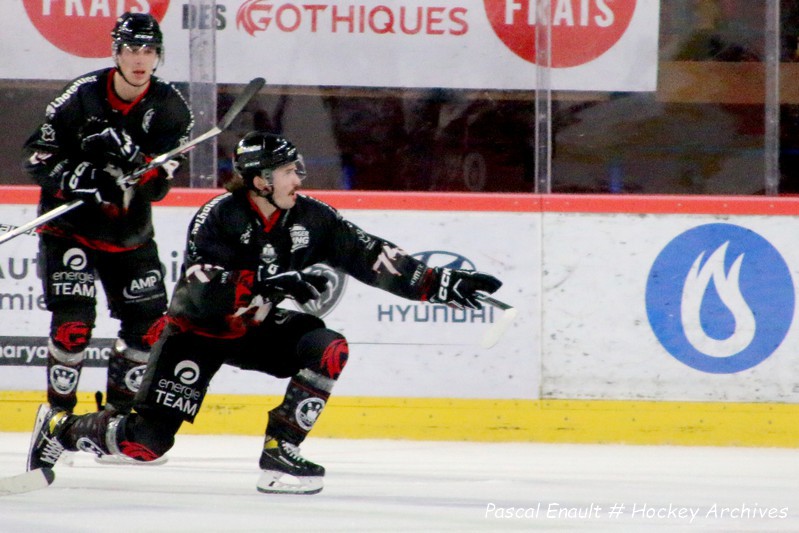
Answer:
[
  {"left": 142, "top": 109, "right": 155, "bottom": 133},
  {"left": 290, "top": 225, "right": 310, "bottom": 252},
  {"left": 40, "top": 123, "right": 56, "bottom": 142},
  {"left": 50, "top": 365, "right": 79, "bottom": 394},
  {"left": 260, "top": 243, "right": 277, "bottom": 264}
]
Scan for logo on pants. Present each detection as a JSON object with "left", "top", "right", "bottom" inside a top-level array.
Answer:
[
  {"left": 123, "top": 269, "right": 164, "bottom": 301},
  {"left": 50, "top": 365, "right": 79, "bottom": 394},
  {"left": 175, "top": 361, "right": 200, "bottom": 385},
  {"left": 62, "top": 248, "right": 87, "bottom": 270},
  {"left": 295, "top": 397, "right": 325, "bottom": 430}
]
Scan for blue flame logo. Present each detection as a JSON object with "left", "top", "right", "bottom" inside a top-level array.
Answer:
[{"left": 646, "top": 223, "right": 794, "bottom": 373}]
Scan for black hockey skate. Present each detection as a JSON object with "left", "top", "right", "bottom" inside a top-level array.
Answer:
[
  {"left": 257, "top": 438, "right": 324, "bottom": 495},
  {"left": 27, "top": 404, "right": 69, "bottom": 471}
]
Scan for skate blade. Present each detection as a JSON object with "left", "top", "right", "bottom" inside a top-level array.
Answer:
[
  {"left": 94, "top": 454, "right": 168, "bottom": 466},
  {"left": 256, "top": 470, "right": 323, "bottom": 495}
]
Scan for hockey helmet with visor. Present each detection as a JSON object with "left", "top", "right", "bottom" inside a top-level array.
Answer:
[
  {"left": 112, "top": 12, "right": 164, "bottom": 59},
  {"left": 234, "top": 131, "right": 306, "bottom": 190}
]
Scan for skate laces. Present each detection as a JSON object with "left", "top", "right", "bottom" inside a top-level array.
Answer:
[
  {"left": 39, "top": 436, "right": 64, "bottom": 465},
  {"left": 280, "top": 441, "right": 306, "bottom": 463},
  {"left": 39, "top": 411, "right": 67, "bottom": 465}
]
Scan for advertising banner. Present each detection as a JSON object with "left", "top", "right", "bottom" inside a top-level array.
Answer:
[
  {"left": 7, "top": 192, "right": 795, "bottom": 404},
  {"left": 2, "top": 0, "right": 660, "bottom": 91},
  {"left": 541, "top": 211, "right": 799, "bottom": 403},
  {"left": 0, "top": 194, "right": 539, "bottom": 400}
]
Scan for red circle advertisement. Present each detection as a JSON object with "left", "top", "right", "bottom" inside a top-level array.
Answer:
[
  {"left": 483, "top": 0, "right": 637, "bottom": 68},
  {"left": 22, "top": 2, "right": 170, "bottom": 58}
]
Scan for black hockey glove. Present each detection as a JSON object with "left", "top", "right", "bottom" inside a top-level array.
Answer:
[
  {"left": 255, "top": 269, "right": 329, "bottom": 304},
  {"left": 61, "top": 162, "right": 123, "bottom": 206},
  {"left": 81, "top": 126, "right": 144, "bottom": 171},
  {"left": 426, "top": 267, "right": 502, "bottom": 310}
]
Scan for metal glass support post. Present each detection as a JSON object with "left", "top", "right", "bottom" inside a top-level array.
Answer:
[
  {"left": 188, "top": 0, "right": 218, "bottom": 189},
  {"left": 764, "top": 0, "right": 781, "bottom": 195},
  {"left": 534, "top": 0, "right": 553, "bottom": 194}
]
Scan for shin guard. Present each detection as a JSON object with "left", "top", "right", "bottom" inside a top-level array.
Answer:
[
  {"left": 46, "top": 339, "right": 85, "bottom": 412},
  {"left": 266, "top": 369, "right": 335, "bottom": 445},
  {"left": 105, "top": 338, "right": 150, "bottom": 413}
]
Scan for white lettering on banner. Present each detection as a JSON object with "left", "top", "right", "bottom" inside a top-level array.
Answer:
[
  {"left": 40, "top": 0, "right": 151, "bottom": 17},
  {"left": 506, "top": 0, "right": 614, "bottom": 27},
  {"left": 486, "top": 0, "right": 639, "bottom": 68}
]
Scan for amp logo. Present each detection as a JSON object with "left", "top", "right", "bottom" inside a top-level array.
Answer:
[{"left": 645, "top": 223, "right": 794, "bottom": 374}]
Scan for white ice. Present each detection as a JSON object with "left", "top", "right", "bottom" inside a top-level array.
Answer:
[{"left": 0, "top": 432, "right": 797, "bottom": 532}]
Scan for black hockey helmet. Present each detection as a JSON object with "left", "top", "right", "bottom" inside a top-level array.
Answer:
[
  {"left": 111, "top": 12, "right": 163, "bottom": 55},
  {"left": 233, "top": 131, "right": 304, "bottom": 189}
]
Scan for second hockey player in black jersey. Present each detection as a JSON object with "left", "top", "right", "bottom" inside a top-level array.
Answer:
[{"left": 27, "top": 131, "right": 502, "bottom": 495}]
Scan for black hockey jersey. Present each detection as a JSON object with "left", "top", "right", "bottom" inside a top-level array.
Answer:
[
  {"left": 23, "top": 68, "right": 193, "bottom": 251},
  {"left": 168, "top": 189, "right": 432, "bottom": 337}
]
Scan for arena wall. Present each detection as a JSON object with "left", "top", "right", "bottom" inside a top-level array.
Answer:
[{"left": 2, "top": 187, "right": 798, "bottom": 447}]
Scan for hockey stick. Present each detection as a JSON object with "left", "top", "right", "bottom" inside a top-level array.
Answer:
[
  {"left": 0, "top": 77, "right": 266, "bottom": 247},
  {"left": 478, "top": 294, "right": 517, "bottom": 348},
  {"left": 0, "top": 468, "right": 54, "bottom": 496}
]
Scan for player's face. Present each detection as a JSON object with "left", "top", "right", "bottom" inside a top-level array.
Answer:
[
  {"left": 269, "top": 161, "right": 305, "bottom": 209},
  {"left": 116, "top": 44, "right": 159, "bottom": 86}
]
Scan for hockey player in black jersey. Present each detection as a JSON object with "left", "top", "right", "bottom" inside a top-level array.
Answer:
[
  {"left": 27, "top": 131, "right": 502, "bottom": 494},
  {"left": 23, "top": 12, "right": 193, "bottom": 415}
]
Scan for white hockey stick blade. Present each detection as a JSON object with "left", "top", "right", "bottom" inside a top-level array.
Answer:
[
  {"left": 0, "top": 468, "right": 55, "bottom": 496},
  {"left": 478, "top": 295, "right": 518, "bottom": 349}
]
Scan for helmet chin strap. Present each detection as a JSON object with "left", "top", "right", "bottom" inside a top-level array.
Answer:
[
  {"left": 113, "top": 51, "right": 160, "bottom": 88},
  {"left": 254, "top": 182, "right": 280, "bottom": 209},
  {"left": 113, "top": 64, "right": 150, "bottom": 89}
]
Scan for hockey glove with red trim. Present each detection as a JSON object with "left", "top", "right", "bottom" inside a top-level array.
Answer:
[
  {"left": 256, "top": 269, "right": 329, "bottom": 304},
  {"left": 424, "top": 267, "right": 502, "bottom": 309},
  {"left": 81, "top": 126, "right": 144, "bottom": 171}
]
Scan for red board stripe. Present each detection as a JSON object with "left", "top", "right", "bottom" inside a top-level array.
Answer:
[{"left": 3, "top": 186, "right": 799, "bottom": 215}]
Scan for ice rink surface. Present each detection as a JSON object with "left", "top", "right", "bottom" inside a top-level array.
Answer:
[{"left": 0, "top": 432, "right": 797, "bottom": 532}]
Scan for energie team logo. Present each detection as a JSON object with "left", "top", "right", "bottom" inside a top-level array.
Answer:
[
  {"left": 483, "top": 0, "right": 637, "bottom": 67},
  {"left": 23, "top": 1, "right": 170, "bottom": 58},
  {"left": 646, "top": 223, "right": 794, "bottom": 374}
]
